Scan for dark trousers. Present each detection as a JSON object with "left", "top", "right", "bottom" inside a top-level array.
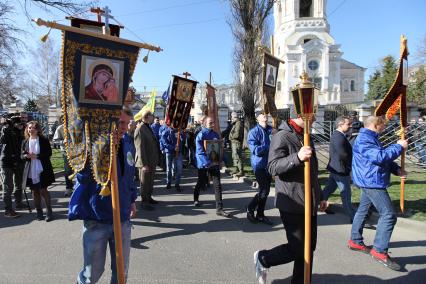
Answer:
[
  {"left": 194, "top": 168, "right": 223, "bottom": 209},
  {"left": 247, "top": 168, "right": 271, "bottom": 217},
  {"left": 1, "top": 165, "right": 24, "bottom": 211},
  {"left": 62, "top": 153, "right": 74, "bottom": 189},
  {"left": 258, "top": 211, "right": 318, "bottom": 284}
]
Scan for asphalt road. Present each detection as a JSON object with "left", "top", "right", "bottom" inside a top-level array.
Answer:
[{"left": 1, "top": 168, "right": 425, "bottom": 284}]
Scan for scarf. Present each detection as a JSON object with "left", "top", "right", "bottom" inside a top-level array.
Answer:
[
  {"left": 288, "top": 119, "right": 304, "bottom": 135},
  {"left": 28, "top": 137, "right": 43, "bottom": 184}
]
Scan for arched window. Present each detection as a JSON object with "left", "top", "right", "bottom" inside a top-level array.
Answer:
[{"left": 344, "top": 80, "right": 349, "bottom": 92}]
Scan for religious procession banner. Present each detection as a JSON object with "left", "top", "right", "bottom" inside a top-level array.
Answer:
[
  {"left": 165, "top": 75, "right": 197, "bottom": 129},
  {"left": 206, "top": 83, "right": 221, "bottom": 136},
  {"left": 61, "top": 30, "right": 139, "bottom": 195},
  {"left": 375, "top": 35, "right": 408, "bottom": 127},
  {"left": 262, "top": 51, "right": 281, "bottom": 119}
]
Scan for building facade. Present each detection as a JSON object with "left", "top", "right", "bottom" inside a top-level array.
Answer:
[{"left": 273, "top": 0, "right": 366, "bottom": 108}]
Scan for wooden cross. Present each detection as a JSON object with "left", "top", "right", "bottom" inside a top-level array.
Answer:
[
  {"left": 90, "top": 7, "right": 104, "bottom": 22},
  {"left": 183, "top": 72, "right": 191, "bottom": 79}
]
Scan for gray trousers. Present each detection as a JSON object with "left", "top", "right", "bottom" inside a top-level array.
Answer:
[
  {"left": 139, "top": 168, "right": 155, "bottom": 203},
  {"left": 1, "top": 165, "right": 24, "bottom": 211}
]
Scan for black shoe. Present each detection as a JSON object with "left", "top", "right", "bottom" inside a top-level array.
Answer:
[
  {"left": 15, "top": 203, "right": 29, "bottom": 210},
  {"left": 257, "top": 215, "right": 273, "bottom": 225},
  {"left": 4, "top": 210, "right": 21, "bottom": 218},
  {"left": 45, "top": 210, "right": 54, "bottom": 222},
  {"left": 194, "top": 201, "right": 201, "bottom": 207},
  {"left": 149, "top": 198, "right": 159, "bottom": 205},
  {"left": 175, "top": 184, "right": 182, "bottom": 192},
  {"left": 246, "top": 209, "right": 257, "bottom": 223},
  {"left": 36, "top": 209, "right": 44, "bottom": 221},
  {"left": 325, "top": 208, "right": 335, "bottom": 214},
  {"left": 364, "top": 223, "right": 376, "bottom": 230},
  {"left": 216, "top": 209, "right": 232, "bottom": 218},
  {"left": 166, "top": 183, "right": 171, "bottom": 190},
  {"left": 236, "top": 172, "right": 245, "bottom": 177}
]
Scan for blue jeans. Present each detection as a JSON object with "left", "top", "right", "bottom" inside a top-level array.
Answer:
[
  {"left": 166, "top": 153, "right": 183, "bottom": 185},
  {"left": 351, "top": 188, "right": 397, "bottom": 253},
  {"left": 322, "top": 173, "right": 355, "bottom": 220},
  {"left": 77, "top": 220, "right": 132, "bottom": 284}
]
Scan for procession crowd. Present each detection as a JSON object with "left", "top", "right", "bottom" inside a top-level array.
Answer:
[{"left": 0, "top": 108, "right": 408, "bottom": 284}]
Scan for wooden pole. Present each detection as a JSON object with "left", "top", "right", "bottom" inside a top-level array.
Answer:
[
  {"left": 303, "top": 118, "right": 312, "bottom": 284},
  {"left": 400, "top": 127, "right": 406, "bottom": 214},
  {"left": 33, "top": 18, "right": 162, "bottom": 52},
  {"left": 110, "top": 129, "right": 125, "bottom": 284}
]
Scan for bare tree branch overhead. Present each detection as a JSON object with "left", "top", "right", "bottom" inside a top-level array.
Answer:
[
  {"left": 229, "top": 0, "right": 274, "bottom": 130},
  {"left": 22, "top": 0, "right": 97, "bottom": 15}
]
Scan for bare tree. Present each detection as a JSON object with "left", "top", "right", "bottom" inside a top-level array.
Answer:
[
  {"left": 24, "top": 37, "right": 60, "bottom": 113},
  {"left": 20, "top": 0, "right": 96, "bottom": 16},
  {"left": 229, "top": 0, "right": 274, "bottom": 129}
]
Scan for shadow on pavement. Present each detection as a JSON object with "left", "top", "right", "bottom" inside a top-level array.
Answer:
[{"left": 271, "top": 269, "right": 426, "bottom": 283}]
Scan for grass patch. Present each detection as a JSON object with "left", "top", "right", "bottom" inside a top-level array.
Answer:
[
  {"left": 225, "top": 148, "right": 426, "bottom": 221},
  {"left": 51, "top": 149, "right": 64, "bottom": 173}
]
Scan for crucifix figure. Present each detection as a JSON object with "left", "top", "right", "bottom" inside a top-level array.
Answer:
[
  {"left": 102, "top": 6, "right": 112, "bottom": 35},
  {"left": 95, "top": 138, "right": 106, "bottom": 155}
]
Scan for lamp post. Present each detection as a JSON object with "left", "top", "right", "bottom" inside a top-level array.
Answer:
[{"left": 291, "top": 72, "right": 318, "bottom": 284}]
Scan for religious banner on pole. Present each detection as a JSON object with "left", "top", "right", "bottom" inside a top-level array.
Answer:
[
  {"left": 206, "top": 83, "right": 221, "bottom": 136},
  {"left": 165, "top": 75, "right": 197, "bottom": 130},
  {"left": 262, "top": 51, "right": 283, "bottom": 127},
  {"left": 374, "top": 35, "right": 409, "bottom": 213},
  {"left": 61, "top": 29, "right": 139, "bottom": 195}
]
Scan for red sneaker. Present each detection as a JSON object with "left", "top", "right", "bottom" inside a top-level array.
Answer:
[
  {"left": 348, "top": 240, "right": 371, "bottom": 254},
  {"left": 370, "top": 248, "right": 401, "bottom": 271}
]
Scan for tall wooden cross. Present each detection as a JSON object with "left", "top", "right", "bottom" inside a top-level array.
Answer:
[{"left": 90, "top": 7, "right": 104, "bottom": 22}]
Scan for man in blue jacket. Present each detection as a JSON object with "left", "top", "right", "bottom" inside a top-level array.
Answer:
[
  {"left": 69, "top": 107, "right": 137, "bottom": 284},
  {"left": 348, "top": 115, "right": 407, "bottom": 271},
  {"left": 194, "top": 116, "right": 231, "bottom": 217},
  {"left": 246, "top": 111, "right": 273, "bottom": 225},
  {"left": 161, "top": 125, "right": 185, "bottom": 191}
]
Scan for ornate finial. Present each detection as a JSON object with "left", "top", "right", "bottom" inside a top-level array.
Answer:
[
  {"left": 300, "top": 71, "right": 309, "bottom": 83},
  {"left": 299, "top": 71, "right": 313, "bottom": 88},
  {"left": 400, "top": 34, "right": 408, "bottom": 56}
]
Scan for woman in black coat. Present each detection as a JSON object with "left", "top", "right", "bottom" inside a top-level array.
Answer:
[{"left": 21, "top": 121, "right": 55, "bottom": 221}]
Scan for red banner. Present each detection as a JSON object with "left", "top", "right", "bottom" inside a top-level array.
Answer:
[{"left": 206, "top": 83, "right": 221, "bottom": 136}]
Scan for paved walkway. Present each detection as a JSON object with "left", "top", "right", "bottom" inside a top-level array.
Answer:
[{"left": 1, "top": 167, "right": 425, "bottom": 283}]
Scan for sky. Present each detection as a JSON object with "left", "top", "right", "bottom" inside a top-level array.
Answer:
[{"left": 13, "top": 0, "right": 426, "bottom": 94}]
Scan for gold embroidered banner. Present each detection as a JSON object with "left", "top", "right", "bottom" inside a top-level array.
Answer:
[
  {"left": 61, "top": 30, "right": 139, "bottom": 195},
  {"left": 165, "top": 75, "right": 197, "bottom": 129}
]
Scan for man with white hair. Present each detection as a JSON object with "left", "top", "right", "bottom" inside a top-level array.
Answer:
[
  {"left": 134, "top": 110, "right": 161, "bottom": 210},
  {"left": 229, "top": 111, "right": 244, "bottom": 176},
  {"left": 348, "top": 115, "right": 408, "bottom": 271}
]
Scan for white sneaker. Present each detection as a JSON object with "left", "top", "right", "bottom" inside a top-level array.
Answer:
[{"left": 254, "top": 250, "right": 268, "bottom": 284}]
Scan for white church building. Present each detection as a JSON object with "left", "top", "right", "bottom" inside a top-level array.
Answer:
[{"left": 273, "top": 0, "right": 366, "bottom": 108}]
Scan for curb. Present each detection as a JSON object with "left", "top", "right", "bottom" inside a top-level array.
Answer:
[
  {"left": 54, "top": 171, "right": 65, "bottom": 179},
  {"left": 223, "top": 166, "right": 426, "bottom": 232}
]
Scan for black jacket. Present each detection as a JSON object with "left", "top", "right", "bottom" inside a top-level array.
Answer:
[
  {"left": 21, "top": 136, "right": 55, "bottom": 188},
  {"left": 268, "top": 121, "right": 322, "bottom": 215},
  {"left": 327, "top": 130, "right": 352, "bottom": 176},
  {"left": 0, "top": 125, "right": 24, "bottom": 168}
]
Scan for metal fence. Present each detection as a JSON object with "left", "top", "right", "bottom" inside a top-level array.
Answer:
[{"left": 311, "top": 121, "right": 426, "bottom": 169}]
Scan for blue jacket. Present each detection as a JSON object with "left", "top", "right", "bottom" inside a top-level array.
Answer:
[
  {"left": 151, "top": 123, "right": 161, "bottom": 141},
  {"left": 247, "top": 124, "right": 273, "bottom": 171},
  {"left": 196, "top": 127, "right": 220, "bottom": 169},
  {"left": 68, "top": 133, "right": 138, "bottom": 223},
  {"left": 160, "top": 127, "right": 186, "bottom": 154},
  {"left": 158, "top": 124, "right": 168, "bottom": 151},
  {"left": 352, "top": 128, "right": 403, "bottom": 189}
]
